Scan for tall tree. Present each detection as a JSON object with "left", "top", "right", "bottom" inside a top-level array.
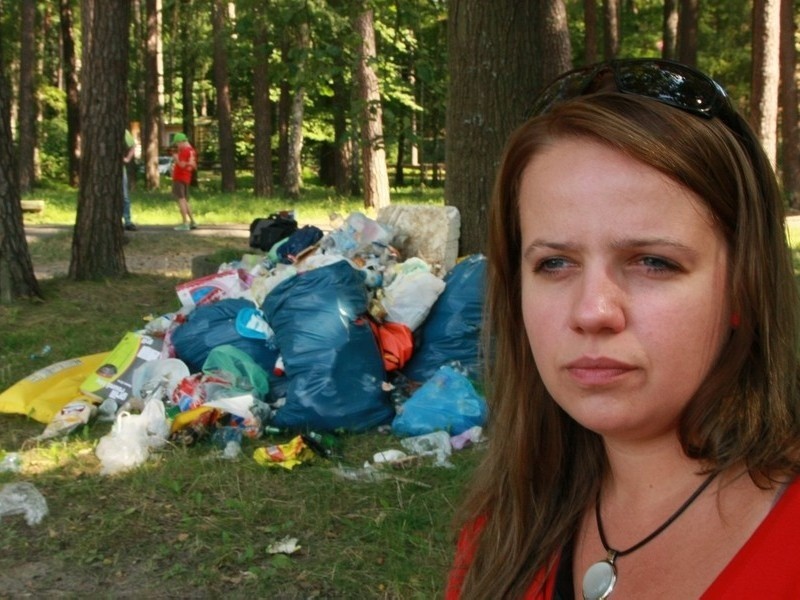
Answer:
[
  {"left": 284, "top": 20, "right": 309, "bottom": 199},
  {"left": 59, "top": 0, "right": 80, "bottom": 187},
  {"left": 780, "top": 0, "right": 800, "bottom": 207},
  {"left": 252, "top": 2, "right": 273, "bottom": 197},
  {"left": 143, "top": 0, "right": 162, "bottom": 189},
  {"left": 603, "top": 0, "right": 620, "bottom": 59},
  {"left": 70, "top": 0, "right": 130, "bottom": 280},
  {"left": 677, "top": 0, "right": 698, "bottom": 66},
  {"left": 584, "top": 0, "right": 598, "bottom": 64},
  {"left": 662, "top": 0, "right": 678, "bottom": 59},
  {"left": 212, "top": 0, "right": 236, "bottom": 192},
  {"left": 17, "top": 0, "right": 37, "bottom": 193},
  {"left": 0, "top": 48, "right": 41, "bottom": 302},
  {"left": 446, "top": 0, "right": 571, "bottom": 255},
  {"left": 751, "top": 0, "right": 781, "bottom": 167},
  {"left": 354, "top": 5, "right": 390, "bottom": 209}
]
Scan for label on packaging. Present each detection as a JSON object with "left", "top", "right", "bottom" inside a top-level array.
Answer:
[{"left": 79, "top": 332, "right": 164, "bottom": 405}]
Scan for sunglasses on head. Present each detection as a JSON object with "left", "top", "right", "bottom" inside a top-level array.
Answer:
[{"left": 530, "top": 58, "right": 742, "bottom": 136}]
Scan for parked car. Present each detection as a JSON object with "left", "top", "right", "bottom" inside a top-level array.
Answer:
[
  {"left": 138, "top": 156, "right": 173, "bottom": 176},
  {"left": 158, "top": 156, "right": 173, "bottom": 176}
]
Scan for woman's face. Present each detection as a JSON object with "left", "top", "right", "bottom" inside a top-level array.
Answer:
[{"left": 518, "top": 137, "right": 731, "bottom": 443}]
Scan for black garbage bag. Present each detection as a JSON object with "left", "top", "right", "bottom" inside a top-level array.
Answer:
[
  {"left": 261, "top": 260, "right": 392, "bottom": 432},
  {"left": 171, "top": 298, "right": 279, "bottom": 375},
  {"left": 402, "top": 254, "right": 486, "bottom": 383}
]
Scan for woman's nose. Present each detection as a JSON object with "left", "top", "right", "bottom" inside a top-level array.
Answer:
[{"left": 569, "top": 268, "right": 626, "bottom": 334}]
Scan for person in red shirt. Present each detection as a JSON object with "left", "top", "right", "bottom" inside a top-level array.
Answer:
[
  {"left": 449, "top": 59, "right": 800, "bottom": 599},
  {"left": 171, "top": 132, "right": 197, "bottom": 231}
]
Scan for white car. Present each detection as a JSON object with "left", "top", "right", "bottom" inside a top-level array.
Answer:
[{"left": 157, "top": 156, "right": 173, "bottom": 175}]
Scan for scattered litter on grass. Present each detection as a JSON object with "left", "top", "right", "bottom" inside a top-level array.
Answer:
[
  {"left": 1, "top": 208, "right": 489, "bottom": 476},
  {"left": 0, "top": 452, "right": 21, "bottom": 473},
  {"left": 29, "top": 345, "right": 52, "bottom": 360},
  {"left": 267, "top": 536, "right": 301, "bottom": 555},
  {"left": 0, "top": 482, "right": 48, "bottom": 526}
]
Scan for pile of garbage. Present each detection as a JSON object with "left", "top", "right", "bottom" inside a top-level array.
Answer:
[{"left": 0, "top": 207, "right": 488, "bottom": 486}]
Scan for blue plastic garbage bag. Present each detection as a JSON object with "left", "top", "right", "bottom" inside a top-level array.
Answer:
[
  {"left": 261, "top": 261, "right": 393, "bottom": 432},
  {"left": 172, "top": 298, "right": 279, "bottom": 374},
  {"left": 402, "top": 254, "right": 486, "bottom": 383},
  {"left": 277, "top": 225, "right": 324, "bottom": 264},
  {"left": 391, "top": 365, "right": 487, "bottom": 437}
]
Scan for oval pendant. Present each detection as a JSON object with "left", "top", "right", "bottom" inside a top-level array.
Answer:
[{"left": 582, "top": 559, "right": 617, "bottom": 600}]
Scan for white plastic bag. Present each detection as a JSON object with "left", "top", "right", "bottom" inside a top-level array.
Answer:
[
  {"left": 95, "top": 398, "right": 169, "bottom": 475},
  {"left": 0, "top": 482, "right": 48, "bottom": 526},
  {"left": 382, "top": 269, "right": 446, "bottom": 331}
]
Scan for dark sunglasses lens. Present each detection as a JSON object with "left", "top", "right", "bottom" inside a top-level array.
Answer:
[
  {"left": 531, "top": 68, "right": 596, "bottom": 116},
  {"left": 615, "top": 62, "right": 720, "bottom": 116}
]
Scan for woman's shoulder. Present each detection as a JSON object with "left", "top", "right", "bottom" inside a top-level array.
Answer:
[{"left": 702, "top": 476, "right": 800, "bottom": 598}]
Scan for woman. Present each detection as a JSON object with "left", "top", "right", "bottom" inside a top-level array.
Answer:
[{"left": 448, "top": 59, "right": 800, "bottom": 599}]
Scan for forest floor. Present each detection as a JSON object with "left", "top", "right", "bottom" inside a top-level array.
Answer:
[{"left": 25, "top": 224, "right": 256, "bottom": 281}]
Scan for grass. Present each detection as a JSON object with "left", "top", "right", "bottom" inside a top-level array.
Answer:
[
  {"left": 22, "top": 172, "right": 446, "bottom": 227},
  {"left": 0, "top": 177, "right": 481, "bottom": 597}
]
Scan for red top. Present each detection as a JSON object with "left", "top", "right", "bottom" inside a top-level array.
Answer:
[
  {"left": 172, "top": 143, "right": 196, "bottom": 184},
  {"left": 447, "top": 478, "right": 800, "bottom": 599}
]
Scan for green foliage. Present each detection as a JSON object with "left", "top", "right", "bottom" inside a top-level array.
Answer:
[{"left": 38, "top": 85, "right": 69, "bottom": 180}]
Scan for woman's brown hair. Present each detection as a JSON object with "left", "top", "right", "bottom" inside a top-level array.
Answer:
[{"left": 455, "top": 93, "right": 800, "bottom": 598}]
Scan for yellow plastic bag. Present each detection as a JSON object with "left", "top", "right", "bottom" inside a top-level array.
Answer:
[{"left": 0, "top": 353, "right": 107, "bottom": 424}]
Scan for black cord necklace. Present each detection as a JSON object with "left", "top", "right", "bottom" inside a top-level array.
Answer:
[{"left": 581, "top": 472, "right": 718, "bottom": 600}]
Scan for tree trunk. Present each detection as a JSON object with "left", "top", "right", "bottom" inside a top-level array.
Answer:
[
  {"left": 446, "top": 0, "right": 571, "bottom": 255},
  {"left": 0, "top": 60, "right": 41, "bottom": 303},
  {"left": 17, "top": 0, "right": 37, "bottom": 194},
  {"left": 284, "top": 21, "right": 309, "bottom": 199},
  {"left": 354, "top": 7, "right": 390, "bottom": 210},
  {"left": 678, "top": 0, "right": 698, "bottom": 66},
  {"left": 144, "top": 0, "right": 161, "bottom": 190},
  {"left": 70, "top": 0, "right": 130, "bottom": 280},
  {"left": 584, "top": 0, "right": 598, "bottom": 64},
  {"left": 780, "top": 0, "right": 800, "bottom": 207},
  {"left": 252, "top": 5, "right": 273, "bottom": 198},
  {"left": 277, "top": 39, "right": 291, "bottom": 186},
  {"left": 212, "top": 0, "right": 236, "bottom": 192},
  {"left": 751, "top": 0, "right": 781, "bottom": 167},
  {"left": 332, "top": 67, "right": 353, "bottom": 196},
  {"left": 662, "top": 0, "right": 678, "bottom": 60},
  {"left": 603, "top": 0, "right": 620, "bottom": 59},
  {"left": 59, "top": 0, "right": 81, "bottom": 187}
]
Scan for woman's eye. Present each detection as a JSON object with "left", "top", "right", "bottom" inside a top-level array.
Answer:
[
  {"left": 639, "top": 256, "right": 681, "bottom": 273},
  {"left": 534, "top": 257, "right": 572, "bottom": 273}
]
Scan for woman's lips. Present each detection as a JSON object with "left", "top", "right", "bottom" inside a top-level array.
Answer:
[{"left": 565, "top": 357, "right": 637, "bottom": 386}]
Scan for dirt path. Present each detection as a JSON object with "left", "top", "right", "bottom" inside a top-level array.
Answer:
[{"left": 25, "top": 224, "right": 255, "bottom": 280}]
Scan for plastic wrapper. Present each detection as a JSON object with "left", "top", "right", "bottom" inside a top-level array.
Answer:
[
  {"left": 33, "top": 399, "right": 96, "bottom": 441},
  {"left": 253, "top": 435, "right": 314, "bottom": 470},
  {"left": 0, "top": 482, "right": 48, "bottom": 526}
]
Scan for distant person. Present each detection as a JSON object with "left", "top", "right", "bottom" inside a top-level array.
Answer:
[
  {"left": 171, "top": 132, "right": 197, "bottom": 231},
  {"left": 122, "top": 129, "right": 136, "bottom": 231}
]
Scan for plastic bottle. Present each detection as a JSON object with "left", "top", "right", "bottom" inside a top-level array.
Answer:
[{"left": 0, "top": 452, "right": 21, "bottom": 473}]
